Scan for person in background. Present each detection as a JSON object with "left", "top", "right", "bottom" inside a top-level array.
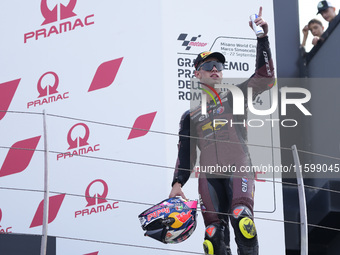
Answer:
[
  {"left": 302, "top": 1, "right": 340, "bottom": 64},
  {"left": 316, "top": 1, "right": 340, "bottom": 41},
  {"left": 317, "top": 0, "right": 337, "bottom": 22},
  {"left": 301, "top": 19, "right": 324, "bottom": 47}
]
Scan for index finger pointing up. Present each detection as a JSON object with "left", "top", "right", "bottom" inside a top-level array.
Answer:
[{"left": 258, "top": 6, "right": 263, "bottom": 17}]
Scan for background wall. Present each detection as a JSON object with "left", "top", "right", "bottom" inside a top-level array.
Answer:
[{"left": 0, "top": 1, "right": 285, "bottom": 254}]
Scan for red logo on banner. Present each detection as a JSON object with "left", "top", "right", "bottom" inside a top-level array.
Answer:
[
  {"left": 177, "top": 33, "right": 208, "bottom": 50},
  {"left": 41, "top": 0, "right": 77, "bottom": 25},
  {"left": 88, "top": 58, "right": 124, "bottom": 92},
  {"left": 85, "top": 179, "right": 108, "bottom": 207},
  {"left": 24, "top": 1, "right": 94, "bottom": 43},
  {"left": 84, "top": 252, "right": 99, "bottom": 255},
  {"left": 0, "top": 208, "right": 13, "bottom": 233},
  {"left": 37, "top": 71, "right": 59, "bottom": 97},
  {"left": 128, "top": 112, "right": 157, "bottom": 140},
  {"left": 67, "top": 123, "right": 90, "bottom": 149},
  {"left": 0, "top": 136, "right": 41, "bottom": 178},
  {"left": 75, "top": 180, "right": 119, "bottom": 218},
  {"left": 27, "top": 71, "right": 69, "bottom": 109},
  {"left": 0, "top": 79, "right": 20, "bottom": 121},
  {"left": 57, "top": 123, "right": 100, "bottom": 160},
  {"left": 30, "top": 194, "right": 65, "bottom": 228}
]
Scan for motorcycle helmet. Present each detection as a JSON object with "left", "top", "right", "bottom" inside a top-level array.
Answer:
[{"left": 138, "top": 197, "right": 198, "bottom": 244}]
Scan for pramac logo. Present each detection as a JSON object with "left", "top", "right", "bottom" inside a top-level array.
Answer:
[
  {"left": 0, "top": 208, "right": 13, "bottom": 233},
  {"left": 85, "top": 179, "right": 108, "bottom": 207},
  {"left": 38, "top": 71, "right": 59, "bottom": 97},
  {"left": 57, "top": 123, "right": 100, "bottom": 160},
  {"left": 67, "top": 123, "right": 90, "bottom": 149},
  {"left": 24, "top": 0, "right": 95, "bottom": 43},
  {"left": 177, "top": 34, "right": 208, "bottom": 51},
  {"left": 27, "top": 71, "right": 69, "bottom": 108},
  {"left": 41, "top": 0, "right": 77, "bottom": 25},
  {"left": 75, "top": 179, "right": 119, "bottom": 218}
]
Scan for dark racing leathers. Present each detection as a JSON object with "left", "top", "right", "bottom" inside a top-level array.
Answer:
[{"left": 172, "top": 36, "right": 275, "bottom": 255}]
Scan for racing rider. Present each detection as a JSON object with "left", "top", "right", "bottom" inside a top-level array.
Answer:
[{"left": 169, "top": 7, "right": 275, "bottom": 255}]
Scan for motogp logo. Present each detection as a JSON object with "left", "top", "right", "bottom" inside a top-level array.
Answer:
[{"left": 177, "top": 33, "right": 208, "bottom": 51}]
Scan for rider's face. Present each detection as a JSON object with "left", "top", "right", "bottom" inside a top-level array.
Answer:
[{"left": 194, "top": 58, "right": 223, "bottom": 86}]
